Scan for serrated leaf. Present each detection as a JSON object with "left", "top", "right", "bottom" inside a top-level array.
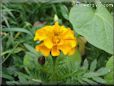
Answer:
[
  {"left": 7, "top": 66, "right": 17, "bottom": 75},
  {"left": 82, "top": 78, "right": 97, "bottom": 84},
  {"left": 2, "top": 73, "right": 14, "bottom": 80},
  {"left": 32, "top": 79, "right": 42, "bottom": 83},
  {"left": 6, "top": 81, "right": 19, "bottom": 85},
  {"left": 90, "top": 59, "right": 97, "bottom": 71},
  {"left": 92, "top": 77, "right": 107, "bottom": 84},
  {"left": 69, "top": 4, "right": 113, "bottom": 54},
  {"left": 16, "top": 72, "right": 30, "bottom": 83},
  {"left": 78, "top": 79, "right": 88, "bottom": 84},
  {"left": 82, "top": 59, "right": 88, "bottom": 70},
  {"left": 83, "top": 72, "right": 99, "bottom": 78},
  {"left": 83, "top": 67, "right": 109, "bottom": 78},
  {"left": 96, "top": 67, "right": 110, "bottom": 76}
]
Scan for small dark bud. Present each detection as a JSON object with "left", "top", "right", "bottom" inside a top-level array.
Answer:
[{"left": 38, "top": 56, "right": 45, "bottom": 65}]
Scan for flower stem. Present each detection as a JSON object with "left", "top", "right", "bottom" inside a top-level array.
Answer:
[
  {"left": 52, "top": 56, "right": 57, "bottom": 81},
  {"left": 52, "top": 56, "right": 57, "bottom": 65}
]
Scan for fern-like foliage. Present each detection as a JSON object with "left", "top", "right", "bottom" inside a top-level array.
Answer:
[{"left": 5, "top": 45, "right": 110, "bottom": 85}]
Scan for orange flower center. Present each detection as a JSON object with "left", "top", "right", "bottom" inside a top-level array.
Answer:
[
  {"left": 52, "top": 36, "right": 60, "bottom": 44},
  {"left": 51, "top": 30, "right": 61, "bottom": 44}
]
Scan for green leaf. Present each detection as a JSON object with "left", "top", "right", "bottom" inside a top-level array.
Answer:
[
  {"left": 92, "top": 77, "right": 107, "bottom": 84},
  {"left": 83, "top": 67, "right": 109, "bottom": 78},
  {"left": 17, "top": 72, "right": 30, "bottom": 83},
  {"left": 68, "top": 50, "right": 81, "bottom": 65},
  {"left": 23, "top": 51, "right": 41, "bottom": 71},
  {"left": 105, "top": 71, "right": 114, "bottom": 84},
  {"left": 82, "top": 78, "right": 97, "bottom": 84},
  {"left": 78, "top": 79, "right": 88, "bottom": 84},
  {"left": 6, "top": 81, "right": 19, "bottom": 85},
  {"left": 1, "top": 47, "right": 24, "bottom": 56},
  {"left": 7, "top": 66, "right": 18, "bottom": 75},
  {"left": 90, "top": 59, "right": 97, "bottom": 71},
  {"left": 2, "top": 28, "right": 33, "bottom": 37},
  {"left": 60, "top": 4, "right": 69, "bottom": 20},
  {"left": 2, "top": 72, "right": 14, "bottom": 80},
  {"left": 106, "top": 56, "right": 113, "bottom": 69},
  {"left": 82, "top": 59, "right": 88, "bottom": 70},
  {"left": 104, "top": 56, "right": 114, "bottom": 84},
  {"left": 24, "top": 43, "right": 40, "bottom": 57},
  {"left": 69, "top": 4, "right": 113, "bottom": 54},
  {"left": 23, "top": 53, "right": 35, "bottom": 68},
  {"left": 83, "top": 72, "right": 99, "bottom": 78},
  {"left": 96, "top": 67, "right": 110, "bottom": 76}
]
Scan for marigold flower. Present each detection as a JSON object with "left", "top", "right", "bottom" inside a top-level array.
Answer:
[{"left": 34, "top": 22, "right": 77, "bottom": 57}]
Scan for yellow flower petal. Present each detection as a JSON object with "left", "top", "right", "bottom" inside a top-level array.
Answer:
[
  {"left": 44, "top": 38, "right": 53, "bottom": 49},
  {"left": 34, "top": 29, "right": 47, "bottom": 41},
  {"left": 59, "top": 45, "right": 71, "bottom": 55},
  {"left": 57, "top": 39, "right": 64, "bottom": 46},
  {"left": 68, "top": 48, "right": 76, "bottom": 55},
  {"left": 53, "top": 22, "right": 61, "bottom": 32},
  {"left": 35, "top": 43, "right": 50, "bottom": 56},
  {"left": 62, "top": 28, "right": 75, "bottom": 39},
  {"left": 34, "top": 22, "right": 77, "bottom": 57},
  {"left": 60, "top": 26, "right": 68, "bottom": 32},
  {"left": 54, "top": 22, "right": 59, "bottom": 28},
  {"left": 34, "top": 34, "right": 39, "bottom": 41},
  {"left": 64, "top": 39, "right": 77, "bottom": 48},
  {"left": 51, "top": 47, "right": 60, "bottom": 56},
  {"left": 34, "top": 26, "right": 53, "bottom": 41}
]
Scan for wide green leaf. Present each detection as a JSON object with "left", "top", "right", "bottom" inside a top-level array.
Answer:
[{"left": 69, "top": 4, "right": 113, "bottom": 54}]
